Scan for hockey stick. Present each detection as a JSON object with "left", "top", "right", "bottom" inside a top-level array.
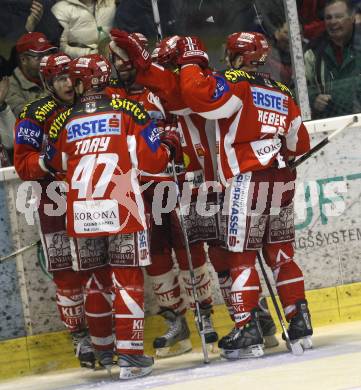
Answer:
[
  {"left": 0, "top": 240, "right": 40, "bottom": 262},
  {"left": 150, "top": 0, "right": 210, "bottom": 364},
  {"left": 170, "top": 160, "right": 210, "bottom": 364},
  {"left": 289, "top": 115, "right": 358, "bottom": 170},
  {"left": 151, "top": 0, "right": 163, "bottom": 41},
  {"left": 256, "top": 252, "right": 304, "bottom": 356}
]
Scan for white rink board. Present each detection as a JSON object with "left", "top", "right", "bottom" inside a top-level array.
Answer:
[{"left": 293, "top": 116, "right": 361, "bottom": 291}]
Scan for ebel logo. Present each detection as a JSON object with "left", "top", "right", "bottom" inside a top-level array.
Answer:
[
  {"left": 66, "top": 113, "right": 121, "bottom": 142},
  {"left": 251, "top": 87, "right": 288, "bottom": 114},
  {"left": 85, "top": 101, "right": 97, "bottom": 113}
]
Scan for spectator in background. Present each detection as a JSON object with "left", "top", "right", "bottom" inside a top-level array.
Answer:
[
  {"left": 254, "top": 0, "right": 326, "bottom": 41},
  {"left": 298, "top": 0, "right": 326, "bottom": 41},
  {"left": 5, "top": 32, "right": 56, "bottom": 117},
  {"left": 172, "top": 0, "right": 255, "bottom": 36},
  {"left": 0, "top": 1, "right": 62, "bottom": 48},
  {"left": 254, "top": 0, "right": 327, "bottom": 87},
  {"left": 355, "top": 1, "right": 361, "bottom": 23},
  {"left": 114, "top": 0, "right": 178, "bottom": 40},
  {"left": 259, "top": 21, "right": 294, "bottom": 87},
  {"left": 51, "top": 0, "right": 116, "bottom": 58},
  {"left": 253, "top": 0, "right": 294, "bottom": 87},
  {"left": 304, "top": 0, "right": 361, "bottom": 118}
]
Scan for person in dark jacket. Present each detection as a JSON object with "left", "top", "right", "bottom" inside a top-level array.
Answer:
[{"left": 304, "top": 0, "right": 361, "bottom": 118}]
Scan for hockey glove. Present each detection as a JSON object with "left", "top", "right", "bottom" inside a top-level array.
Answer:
[
  {"left": 160, "top": 128, "right": 182, "bottom": 163},
  {"left": 110, "top": 29, "right": 151, "bottom": 71},
  {"left": 176, "top": 36, "right": 209, "bottom": 68}
]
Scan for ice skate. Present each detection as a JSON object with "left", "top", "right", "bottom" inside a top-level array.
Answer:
[
  {"left": 258, "top": 297, "right": 279, "bottom": 348},
  {"left": 153, "top": 309, "right": 192, "bottom": 358},
  {"left": 199, "top": 305, "right": 218, "bottom": 352},
  {"left": 218, "top": 310, "right": 264, "bottom": 359},
  {"left": 118, "top": 353, "right": 153, "bottom": 380},
  {"left": 284, "top": 299, "right": 313, "bottom": 350},
  {"left": 95, "top": 349, "right": 115, "bottom": 373},
  {"left": 71, "top": 329, "right": 96, "bottom": 369}
]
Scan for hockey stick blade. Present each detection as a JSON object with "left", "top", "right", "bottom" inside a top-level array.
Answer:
[
  {"left": 290, "top": 115, "right": 358, "bottom": 170},
  {"left": 288, "top": 340, "right": 304, "bottom": 356}
]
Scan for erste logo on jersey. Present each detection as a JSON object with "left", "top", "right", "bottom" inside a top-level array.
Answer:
[
  {"left": 15, "top": 120, "right": 42, "bottom": 149},
  {"left": 66, "top": 113, "right": 121, "bottom": 142},
  {"left": 251, "top": 87, "right": 288, "bottom": 114}
]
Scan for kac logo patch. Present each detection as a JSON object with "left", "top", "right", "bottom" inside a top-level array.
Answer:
[
  {"left": 141, "top": 122, "right": 161, "bottom": 152},
  {"left": 212, "top": 75, "right": 230, "bottom": 100}
]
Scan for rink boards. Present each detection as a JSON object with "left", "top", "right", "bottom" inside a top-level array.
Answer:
[
  {"left": 1, "top": 281, "right": 361, "bottom": 380},
  {"left": 0, "top": 113, "right": 360, "bottom": 380}
]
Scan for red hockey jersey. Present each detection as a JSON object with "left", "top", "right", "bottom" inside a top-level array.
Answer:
[
  {"left": 135, "top": 64, "right": 218, "bottom": 189},
  {"left": 45, "top": 92, "right": 171, "bottom": 237},
  {"left": 179, "top": 65, "right": 310, "bottom": 184},
  {"left": 106, "top": 83, "right": 185, "bottom": 183}
]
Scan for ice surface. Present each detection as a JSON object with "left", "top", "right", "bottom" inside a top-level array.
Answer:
[{"left": 1, "top": 321, "right": 361, "bottom": 390}]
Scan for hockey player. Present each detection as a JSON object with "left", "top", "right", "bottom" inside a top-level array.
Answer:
[
  {"left": 154, "top": 35, "right": 279, "bottom": 350},
  {"left": 107, "top": 32, "right": 218, "bottom": 357},
  {"left": 109, "top": 30, "right": 280, "bottom": 354},
  {"left": 14, "top": 53, "right": 97, "bottom": 369},
  {"left": 44, "top": 54, "right": 181, "bottom": 379},
  {"left": 173, "top": 32, "right": 313, "bottom": 358}
]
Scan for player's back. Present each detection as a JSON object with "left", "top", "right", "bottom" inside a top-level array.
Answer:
[{"left": 46, "top": 92, "right": 170, "bottom": 237}]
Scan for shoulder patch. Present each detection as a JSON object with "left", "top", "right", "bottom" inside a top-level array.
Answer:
[
  {"left": 212, "top": 75, "right": 230, "bottom": 100},
  {"left": 48, "top": 108, "right": 73, "bottom": 141},
  {"left": 15, "top": 119, "right": 43, "bottom": 149},
  {"left": 222, "top": 69, "right": 256, "bottom": 83},
  {"left": 110, "top": 98, "right": 149, "bottom": 125},
  {"left": 140, "top": 121, "right": 161, "bottom": 152}
]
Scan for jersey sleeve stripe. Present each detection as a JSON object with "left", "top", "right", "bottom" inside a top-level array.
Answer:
[{"left": 199, "top": 95, "right": 243, "bottom": 120}]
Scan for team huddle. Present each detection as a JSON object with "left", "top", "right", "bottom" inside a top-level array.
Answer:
[{"left": 14, "top": 30, "right": 313, "bottom": 380}]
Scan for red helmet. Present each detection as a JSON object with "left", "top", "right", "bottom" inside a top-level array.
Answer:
[
  {"left": 69, "top": 54, "right": 111, "bottom": 91},
  {"left": 39, "top": 53, "right": 71, "bottom": 88},
  {"left": 157, "top": 35, "right": 181, "bottom": 67},
  {"left": 226, "top": 32, "right": 269, "bottom": 66}
]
